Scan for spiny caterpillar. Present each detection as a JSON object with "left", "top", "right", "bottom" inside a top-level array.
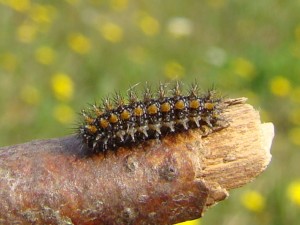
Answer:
[{"left": 78, "top": 82, "right": 228, "bottom": 153}]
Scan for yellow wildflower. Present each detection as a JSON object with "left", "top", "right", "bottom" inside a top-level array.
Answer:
[
  {"left": 100, "top": 22, "right": 123, "bottom": 43},
  {"left": 29, "top": 4, "right": 56, "bottom": 24},
  {"left": 35, "top": 46, "right": 56, "bottom": 65},
  {"left": 51, "top": 73, "right": 74, "bottom": 101},
  {"left": 68, "top": 33, "right": 91, "bottom": 54},
  {"left": 110, "top": 0, "right": 128, "bottom": 11},
  {"left": 289, "top": 127, "right": 300, "bottom": 146},
  {"left": 20, "top": 85, "right": 41, "bottom": 105},
  {"left": 241, "top": 190, "right": 265, "bottom": 213},
  {"left": 6, "top": 0, "right": 31, "bottom": 12},
  {"left": 53, "top": 104, "right": 75, "bottom": 124},
  {"left": 164, "top": 61, "right": 185, "bottom": 80},
  {"left": 233, "top": 57, "right": 256, "bottom": 79},
  {"left": 138, "top": 14, "right": 160, "bottom": 36},
  {"left": 287, "top": 180, "right": 300, "bottom": 206},
  {"left": 175, "top": 218, "right": 200, "bottom": 225},
  {"left": 269, "top": 76, "right": 291, "bottom": 97},
  {"left": 16, "top": 23, "right": 37, "bottom": 43}
]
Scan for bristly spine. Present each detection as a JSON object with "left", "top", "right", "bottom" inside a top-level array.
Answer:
[{"left": 78, "top": 81, "right": 228, "bottom": 153}]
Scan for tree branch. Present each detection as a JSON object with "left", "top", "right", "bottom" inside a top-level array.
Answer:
[{"left": 0, "top": 98, "right": 273, "bottom": 225}]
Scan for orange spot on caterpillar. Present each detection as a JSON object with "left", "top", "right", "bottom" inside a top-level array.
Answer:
[
  {"left": 109, "top": 113, "right": 119, "bottom": 123},
  {"left": 121, "top": 110, "right": 131, "bottom": 120},
  {"left": 134, "top": 106, "right": 144, "bottom": 117},
  {"left": 147, "top": 104, "right": 158, "bottom": 115},
  {"left": 189, "top": 99, "right": 200, "bottom": 109},
  {"left": 161, "top": 102, "right": 171, "bottom": 113},
  {"left": 100, "top": 118, "right": 109, "bottom": 129},
  {"left": 175, "top": 100, "right": 185, "bottom": 110},
  {"left": 204, "top": 102, "right": 215, "bottom": 110}
]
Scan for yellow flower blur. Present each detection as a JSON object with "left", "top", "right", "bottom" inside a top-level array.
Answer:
[
  {"left": 241, "top": 190, "right": 265, "bottom": 213},
  {"left": 138, "top": 14, "right": 160, "bottom": 36},
  {"left": 164, "top": 61, "right": 185, "bottom": 80},
  {"left": 68, "top": 33, "right": 91, "bottom": 54},
  {"left": 35, "top": 46, "right": 56, "bottom": 65},
  {"left": 233, "top": 57, "right": 256, "bottom": 79},
  {"left": 287, "top": 180, "right": 300, "bottom": 206},
  {"left": 16, "top": 23, "right": 37, "bottom": 43},
  {"left": 110, "top": 0, "right": 128, "bottom": 11},
  {"left": 5, "top": 0, "right": 31, "bottom": 12},
  {"left": 51, "top": 73, "right": 74, "bottom": 101},
  {"left": 269, "top": 76, "right": 291, "bottom": 97},
  {"left": 100, "top": 22, "right": 123, "bottom": 43},
  {"left": 29, "top": 4, "right": 56, "bottom": 24},
  {"left": 53, "top": 104, "right": 75, "bottom": 124}
]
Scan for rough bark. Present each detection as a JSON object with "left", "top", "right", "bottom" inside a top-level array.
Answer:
[{"left": 0, "top": 98, "right": 273, "bottom": 225}]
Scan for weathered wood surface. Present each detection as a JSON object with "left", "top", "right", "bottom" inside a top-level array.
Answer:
[{"left": 0, "top": 99, "right": 273, "bottom": 225}]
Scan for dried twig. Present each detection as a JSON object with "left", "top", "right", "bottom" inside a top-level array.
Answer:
[{"left": 0, "top": 98, "right": 273, "bottom": 225}]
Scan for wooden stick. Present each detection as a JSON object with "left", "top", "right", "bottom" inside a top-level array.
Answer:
[{"left": 0, "top": 98, "right": 273, "bottom": 225}]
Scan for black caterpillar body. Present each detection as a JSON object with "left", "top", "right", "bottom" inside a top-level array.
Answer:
[{"left": 78, "top": 82, "right": 228, "bottom": 153}]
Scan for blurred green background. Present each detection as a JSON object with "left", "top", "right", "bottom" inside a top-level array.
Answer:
[{"left": 0, "top": 0, "right": 300, "bottom": 224}]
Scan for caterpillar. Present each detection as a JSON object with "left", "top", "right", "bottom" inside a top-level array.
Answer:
[{"left": 78, "top": 81, "right": 228, "bottom": 153}]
